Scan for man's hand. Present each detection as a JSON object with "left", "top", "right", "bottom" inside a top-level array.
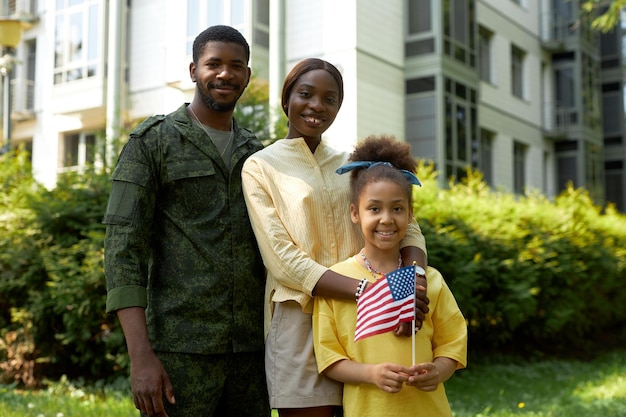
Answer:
[
  {"left": 116, "top": 308, "right": 175, "bottom": 417},
  {"left": 130, "top": 351, "right": 175, "bottom": 417}
]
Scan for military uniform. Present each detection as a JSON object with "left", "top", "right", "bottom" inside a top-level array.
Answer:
[{"left": 104, "top": 103, "right": 268, "bottom": 416}]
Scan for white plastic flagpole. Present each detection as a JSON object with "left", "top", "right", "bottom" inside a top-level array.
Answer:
[{"left": 412, "top": 262, "right": 417, "bottom": 366}]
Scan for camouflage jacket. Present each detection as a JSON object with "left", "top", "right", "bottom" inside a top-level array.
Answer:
[{"left": 103, "top": 103, "right": 265, "bottom": 354}]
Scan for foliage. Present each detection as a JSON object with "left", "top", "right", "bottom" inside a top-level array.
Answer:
[
  {"left": 234, "top": 75, "right": 288, "bottom": 146},
  {"left": 414, "top": 164, "right": 626, "bottom": 359},
  {"left": 1, "top": 151, "right": 626, "bottom": 386},
  {"left": 0, "top": 152, "right": 126, "bottom": 386},
  {"left": 581, "top": 0, "right": 626, "bottom": 32}
]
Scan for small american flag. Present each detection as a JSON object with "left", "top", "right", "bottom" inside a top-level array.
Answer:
[{"left": 354, "top": 265, "right": 416, "bottom": 342}]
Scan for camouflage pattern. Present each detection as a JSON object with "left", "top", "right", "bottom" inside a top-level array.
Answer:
[
  {"left": 141, "top": 351, "right": 270, "bottom": 417},
  {"left": 103, "top": 103, "right": 265, "bottom": 354}
]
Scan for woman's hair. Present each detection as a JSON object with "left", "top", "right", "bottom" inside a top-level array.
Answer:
[
  {"left": 348, "top": 134, "right": 417, "bottom": 205},
  {"left": 281, "top": 58, "right": 344, "bottom": 116},
  {"left": 192, "top": 25, "right": 250, "bottom": 64}
]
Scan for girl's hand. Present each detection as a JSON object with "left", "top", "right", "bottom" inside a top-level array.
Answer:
[
  {"left": 369, "top": 363, "right": 411, "bottom": 393},
  {"left": 406, "top": 362, "right": 440, "bottom": 391}
]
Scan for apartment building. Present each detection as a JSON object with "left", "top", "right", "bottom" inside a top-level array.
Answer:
[{"left": 1, "top": 0, "right": 624, "bottom": 211}]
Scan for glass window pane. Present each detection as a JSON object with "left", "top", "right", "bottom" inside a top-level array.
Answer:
[
  {"left": 69, "top": 12, "right": 83, "bottom": 62},
  {"left": 188, "top": 0, "right": 200, "bottom": 35},
  {"left": 456, "top": 105, "right": 467, "bottom": 161},
  {"left": 479, "top": 27, "right": 491, "bottom": 81},
  {"left": 557, "top": 155, "right": 577, "bottom": 190},
  {"left": 55, "top": 14, "right": 64, "bottom": 68},
  {"left": 445, "top": 98, "right": 453, "bottom": 160},
  {"left": 257, "top": 0, "right": 270, "bottom": 25},
  {"left": 232, "top": 0, "right": 245, "bottom": 26},
  {"left": 86, "top": 134, "right": 96, "bottom": 164},
  {"left": 409, "top": 0, "right": 431, "bottom": 34},
  {"left": 64, "top": 134, "right": 79, "bottom": 167},
  {"left": 208, "top": 0, "right": 223, "bottom": 26},
  {"left": 514, "top": 142, "right": 526, "bottom": 193},
  {"left": 453, "top": 0, "right": 467, "bottom": 43},
  {"left": 555, "top": 67, "right": 574, "bottom": 106},
  {"left": 88, "top": 4, "right": 98, "bottom": 61}
]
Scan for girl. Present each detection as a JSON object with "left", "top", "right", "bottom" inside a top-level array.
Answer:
[
  {"left": 241, "top": 60, "right": 428, "bottom": 417},
  {"left": 313, "top": 135, "right": 468, "bottom": 417}
]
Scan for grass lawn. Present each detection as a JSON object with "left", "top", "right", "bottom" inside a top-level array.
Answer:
[
  {"left": 1, "top": 350, "right": 624, "bottom": 416},
  {"left": 446, "top": 349, "right": 626, "bottom": 416}
]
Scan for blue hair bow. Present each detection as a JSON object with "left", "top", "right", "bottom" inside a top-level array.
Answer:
[{"left": 335, "top": 161, "right": 421, "bottom": 186}]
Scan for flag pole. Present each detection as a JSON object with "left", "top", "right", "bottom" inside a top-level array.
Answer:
[{"left": 412, "top": 262, "right": 417, "bottom": 366}]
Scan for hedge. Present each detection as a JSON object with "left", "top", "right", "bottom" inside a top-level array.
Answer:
[
  {"left": 1, "top": 152, "right": 625, "bottom": 386},
  {"left": 414, "top": 163, "right": 626, "bottom": 358}
]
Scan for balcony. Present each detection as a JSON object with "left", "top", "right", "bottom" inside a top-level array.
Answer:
[
  {"left": 11, "top": 77, "right": 34, "bottom": 120},
  {"left": 8, "top": 0, "right": 39, "bottom": 21}
]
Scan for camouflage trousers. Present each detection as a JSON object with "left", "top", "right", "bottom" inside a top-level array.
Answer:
[{"left": 140, "top": 350, "right": 270, "bottom": 417}]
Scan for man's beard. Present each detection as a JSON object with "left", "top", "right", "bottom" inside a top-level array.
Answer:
[{"left": 198, "top": 83, "right": 241, "bottom": 113}]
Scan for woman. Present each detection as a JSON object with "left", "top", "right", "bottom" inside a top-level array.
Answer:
[{"left": 242, "top": 58, "right": 428, "bottom": 417}]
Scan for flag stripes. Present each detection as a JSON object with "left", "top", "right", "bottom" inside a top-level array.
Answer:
[{"left": 354, "top": 265, "right": 416, "bottom": 342}]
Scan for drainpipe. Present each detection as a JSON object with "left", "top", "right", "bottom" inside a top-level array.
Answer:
[
  {"left": 269, "top": 0, "right": 285, "bottom": 138},
  {"left": 105, "top": 0, "right": 126, "bottom": 168}
]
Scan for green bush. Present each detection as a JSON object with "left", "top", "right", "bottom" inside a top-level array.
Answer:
[
  {"left": 414, "top": 163, "right": 626, "bottom": 359},
  {"left": 1, "top": 152, "right": 625, "bottom": 385},
  {"left": 0, "top": 151, "right": 126, "bottom": 386}
]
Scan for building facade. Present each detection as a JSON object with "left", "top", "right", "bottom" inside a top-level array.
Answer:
[{"left": 2, "top": 0, "right": 625, "bottom": 211}]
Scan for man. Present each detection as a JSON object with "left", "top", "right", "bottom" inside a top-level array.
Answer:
[{"left": 103, "top": 25, "right": 269, "bottom": 417}]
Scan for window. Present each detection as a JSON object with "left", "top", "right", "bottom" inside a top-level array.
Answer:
[
  {"left": 11, "top": 39, "right": 36, "bottom": 114},
  {"left": 553, "top": 52, "right": 577, "bottom": 128},
  {"left": 476, "top": 129, "right": 494, "bottom": 185},
  {"left": 9, "top": 0, "right": 38, "bottom": 16},
  {"left": 443, "top": 0, "right": 476, "bottom": 67},
  {"left": 555, "top": 140, "right": 578, "bottom": 191},
  {"left": 554, "top": 66, "right": 576, "bottom": 128},
  {"left": 408, "top": 0, "right": 431, "bottom": 34},
  {"left": 581, "top": 52, "right": 601, "bottom": 130},
  {"left": 552, "top": 0, "right": 577, "bottom": 41},
  {"left": 585, "top": 142, "right": 603, "bottom": 203},
  {"left": 511, "top": 44, "right": 525, "bottom": 99},
  {"left": 186, "top": 0, "right": 247, "bottom": 56},
  {"left": 59, "top": 132, "right": 96, "bottom": 170},
  {"left": 406, "top": 0, "right": 434, "bottom": 56},
  {"left": 254, "top": 0, "right": 270, "bottom": 48},
  {"left": 605, "top": 161, "right": 624, "bottom": 212},
  {"left": 444, "top": 78, "right": 478, "bottom": 182},
  {"left": 54, "top": 0, "right": 100, "bottom": 84},
  {"left": 478, "top": 26, "right": 493, "bottom": 83},
  {"left": 600, "top": 28, "right": 620, "bottom": 69},
  {"left": 406, "top": 77, "right": 437, "bottom": 161},
  {"left": 513, "top": 141, "right": 527, "bottom": 194},
  {"left": 555, "top": 67, "right": 575, "bottom": 107},
  {"left": 25, "top": 40, "right": 36, "bottom": 111},
  {"left": 602, "top": 83, "right": 622, "bottom": 136}
]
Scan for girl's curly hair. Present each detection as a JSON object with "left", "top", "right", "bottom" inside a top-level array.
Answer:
[{"left": 348, "top": 134, "right": 417, "bottom": 205}]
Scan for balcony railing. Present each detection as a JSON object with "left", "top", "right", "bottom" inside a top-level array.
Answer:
[
  {"left": 8, "top": 0, "right": 38, "bottom": 19},
  {"left": 11, "top": 77, "right": 35, "bottom": 118}
]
